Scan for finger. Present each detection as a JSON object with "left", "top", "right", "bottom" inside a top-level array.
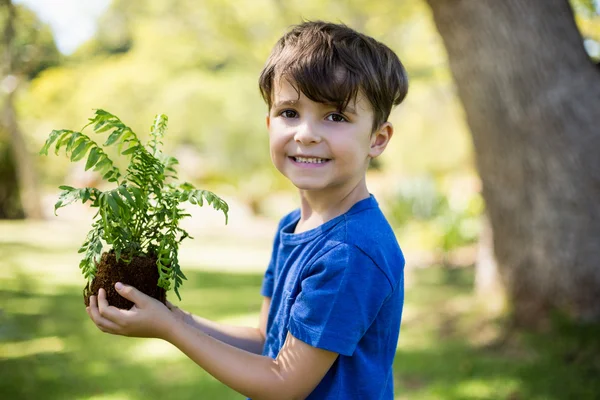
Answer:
[
  {"left": 95, "top": 289, "right": 121, "bottom": 327},
  {"left": 97, "top": 289, "right": 121, "bottom": 319},
  {"left": 115, "top": 282, "right": 146, "bottom": 306},
  {"left": 88, "top": 296, "right": 121, "bottom": 333}
]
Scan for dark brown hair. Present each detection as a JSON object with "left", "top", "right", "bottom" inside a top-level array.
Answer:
[{"left": 259, "top": 21, "right": 409, "bottom": 132}]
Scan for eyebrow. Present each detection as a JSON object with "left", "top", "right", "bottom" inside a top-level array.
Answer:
[
  {"left": 340, "top": 105, "right": 357, "bottom": 115},
  {"left": 273, "top": 100, "right": 298, "bottom": 108},
  {"left": 273, "top": 99, "right": 357, "bottom": 115}
]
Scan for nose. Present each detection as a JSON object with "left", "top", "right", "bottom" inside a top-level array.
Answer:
[{"left": 294, "top": 121, "right": 321, "bottom": 145}]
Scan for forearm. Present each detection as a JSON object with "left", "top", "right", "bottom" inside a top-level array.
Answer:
[
  {"left": 166, "top": 320, "right": 290, "bottom": 400},
  {"left": 185, "top": 313, "right": 265, "bottom": 354}
]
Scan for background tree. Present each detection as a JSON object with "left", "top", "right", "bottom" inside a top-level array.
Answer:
[
  {"left": 425, "top": 0, "right": 600, "bottom": 326},
  {"left": 24, "top": 0, "right": 467, "bottom": 217},
  {"left": 0, "top": 0, "right": 60, "bottom": 218}
]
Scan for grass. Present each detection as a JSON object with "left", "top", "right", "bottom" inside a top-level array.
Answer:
[
  {"left": 1, "top": 220, "right": 599, "bottom": 399},
  {"left": 394, "top": 267, "right": 600, "bottom": 399}
]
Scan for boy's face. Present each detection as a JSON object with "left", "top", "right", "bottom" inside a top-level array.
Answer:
[{"left": 266, "top": 78, "right": 392, "bottom": 194}]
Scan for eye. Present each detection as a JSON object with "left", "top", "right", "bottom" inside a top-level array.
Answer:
[
  {"left": 326, "top": 113, "right": 348, "bottom": 123},
  {"left": 280, "top": 109, "right": 298, "bottom": 119}
]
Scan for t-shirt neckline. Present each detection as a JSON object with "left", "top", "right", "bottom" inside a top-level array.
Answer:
[{"left": 281, "top": 195, "right": 378, "bottom": 245}]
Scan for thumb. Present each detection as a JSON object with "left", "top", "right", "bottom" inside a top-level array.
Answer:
[{"left": 115, "top": 282, "right": 143, "bottom": 304}]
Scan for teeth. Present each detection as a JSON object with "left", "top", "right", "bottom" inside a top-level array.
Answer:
[{"left": 294, "top": 156, "right": 327, "bottom": 164}]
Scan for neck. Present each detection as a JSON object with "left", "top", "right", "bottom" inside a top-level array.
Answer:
[{"left": 295, "top": 178, "right": 370, "bottom": 233}]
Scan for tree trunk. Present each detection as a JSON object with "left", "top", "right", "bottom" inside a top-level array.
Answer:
[
  {"left": 1, "top": 0, "right": 43, "bottom": 219},
  {"left": 425, "top": 0, "right": 600, "bottom": 325}
]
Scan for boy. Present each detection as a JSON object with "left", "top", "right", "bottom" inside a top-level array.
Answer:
[{"left": 87, "top": 21, "right": 408, "bottom": 399}]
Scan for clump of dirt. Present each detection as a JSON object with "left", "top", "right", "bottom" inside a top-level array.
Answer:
[{"left": 83, "top": 250, "right": 166, "bottom": 309}]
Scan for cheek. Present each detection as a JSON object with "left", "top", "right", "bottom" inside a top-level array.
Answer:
[
  {"left": 334, "top": 136, "right": 369, "bottom": 160},
  {"left": 268, "top": 131, "right": 287, "bottom": 164}
]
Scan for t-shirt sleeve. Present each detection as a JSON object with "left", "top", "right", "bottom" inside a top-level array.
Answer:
[
  {"left": 261, "top": 213, "right": 293, "bottom": 298},
  {"left": 260, "top": 233, "right": 279, "bottom": 298},
  {"left": 287, "top": 243, "right": 393, "bottom": 356}
]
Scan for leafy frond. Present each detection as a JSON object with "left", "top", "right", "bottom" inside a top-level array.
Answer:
[
  {"left": 41, "top": 111, "right": 230, "bottom": 300},
  {"left": 40, "top": 130, "right": 122, "bottom": 183},
  {"left": 148, "top": 114, "right": 168, "bottom": 156},
  {"left": 78, "top": 220, "right": 104, "bottom": 281},
  {"left": 177, "top": 184, "right": 229, "bottom": 224},
  {"left": 54, "top": 185, "right": 102, "bottom": 215},
  {"left": 84, "top": 109, "right": 142, "bottom": 152}
]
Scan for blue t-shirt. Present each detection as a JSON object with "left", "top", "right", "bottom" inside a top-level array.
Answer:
[{"left": 260, "top": 195, "right": 405, "bottom": 399}]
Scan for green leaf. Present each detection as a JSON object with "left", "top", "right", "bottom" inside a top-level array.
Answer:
[
  {"left": 81, "top": 189, "right": 91, "bottom": 203},
  {"left": 110, "top": 191, "right": 127, "bottom": 209},
  {"left": 121, "top": 146, "right": 138, "bottom": 155},
  {"left": 93, "top": 158, "right": 110, "bottom": 173},
  {"left": 104, "top": 129, "right": 123, "bottom": 146},
  {"left": 118, "top": 186, "right": 135, "bottom": 205},
  {"left": 53, "top": 200, "right": 63, "bottom": 215},
  {"left": 178, "top": 191, "right": 189, "bottom": 202},
  {"left": 106, "top": 193, "right": 120, "bottom": 215},
  {"left": 180, "top": 182, "right": 195, "bottom": 190},
  {"left": 85, "top": 147, "right": 101, "bottom": 171},
  {"left": 131, "top": 187, "right": 145, "bottom": 206},
  {"left": 54, "top": 132, "right": 72, "bottom": 155},
  {"left": 72, "top": 141, "right": 94, "bottom": 162},
  {"left": 176, "top": 268, "right": 187, "bottom": 280},
  {"left": 40, "top": 132, "right": 59, "bottom": 155},
  {"left": 66, "top": 132, "right": 83, "bottom": 153},
  {"left": 94, "top": 122, "right": 113, "bottom": 133}
]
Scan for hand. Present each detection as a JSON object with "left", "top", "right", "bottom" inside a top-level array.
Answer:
[
  {"left": 166, "top": 300, "right": 193, "bottom": 326},
  {"left": 86, "top": 282, "right": 177, "bottom": 340}
]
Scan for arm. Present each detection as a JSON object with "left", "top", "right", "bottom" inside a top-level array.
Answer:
[
  {"left": 88, "top": 283, "right": 338, "bottom": 400},
  {"left": 168, "top": 315, "right": 337, "bottom": 400},
  {"left": 166, "top": 297, "right": 270, "bottom": 354}
]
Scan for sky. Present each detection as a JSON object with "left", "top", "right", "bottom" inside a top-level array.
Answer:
[{"left": 14, "top": 0, "right": 111, "bottom": 54}]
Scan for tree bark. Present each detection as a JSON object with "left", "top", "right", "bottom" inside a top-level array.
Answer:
[
  {"left": 425, "top": 0, "right": 600, "bottom": 325},
  {"left": 1, "top": 0, "right": 43, "bottom": 219}
]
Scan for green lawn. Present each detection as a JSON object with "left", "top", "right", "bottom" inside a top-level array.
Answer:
[{"left": 1, "top": 221, "right": 598, "bottom": 399}]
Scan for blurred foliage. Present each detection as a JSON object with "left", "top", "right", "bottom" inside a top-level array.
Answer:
[
  {"left": 385, "top": 175, "right": 484, "bottom": 258},
  {"left": 0, "top": 2, "right": 61, "bottom": 79},
  {"left": 0, "top": 2, "right": 62, "bottom": 220},
  {"left": 7, "top": 0, "right": 599, "bottom": 244},
  {"left": 571, "top": 0, "right": 600, "bottom": 60},
  {"left": 17, "top": 0, "right": 460, "bottom": 197}
]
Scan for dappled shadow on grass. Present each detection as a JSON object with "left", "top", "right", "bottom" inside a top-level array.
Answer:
[
  {"left": 3, "top": 260, "right": 599, "bottom": 400},
  {"left": 395, "top": 337, "right": 600, "bottom": 400},
  {"left": 0, "top": 270, "right": 262, "bottom": 400},
  {"left": 394, "top": 267, "right": 600, "bottom": 400}
]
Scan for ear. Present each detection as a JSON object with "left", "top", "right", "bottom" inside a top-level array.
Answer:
[
  {"left": 369, "top": 122, "right": 393, "bottom": 159},
  {"left": 266, "top": 113, "right": 271, "bottom": 130}
]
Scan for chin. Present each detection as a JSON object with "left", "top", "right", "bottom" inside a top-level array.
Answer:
[
  {"left": 289, "top": 179, "right": 327, "bottom": 191},
  {"left": 292, "top": 183, "right": 324, "bottom": 191}
]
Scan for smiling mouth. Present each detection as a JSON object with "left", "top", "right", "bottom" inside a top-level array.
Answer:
[{"left": 291, "top": 156, "right": 330, "bottom": 164}]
